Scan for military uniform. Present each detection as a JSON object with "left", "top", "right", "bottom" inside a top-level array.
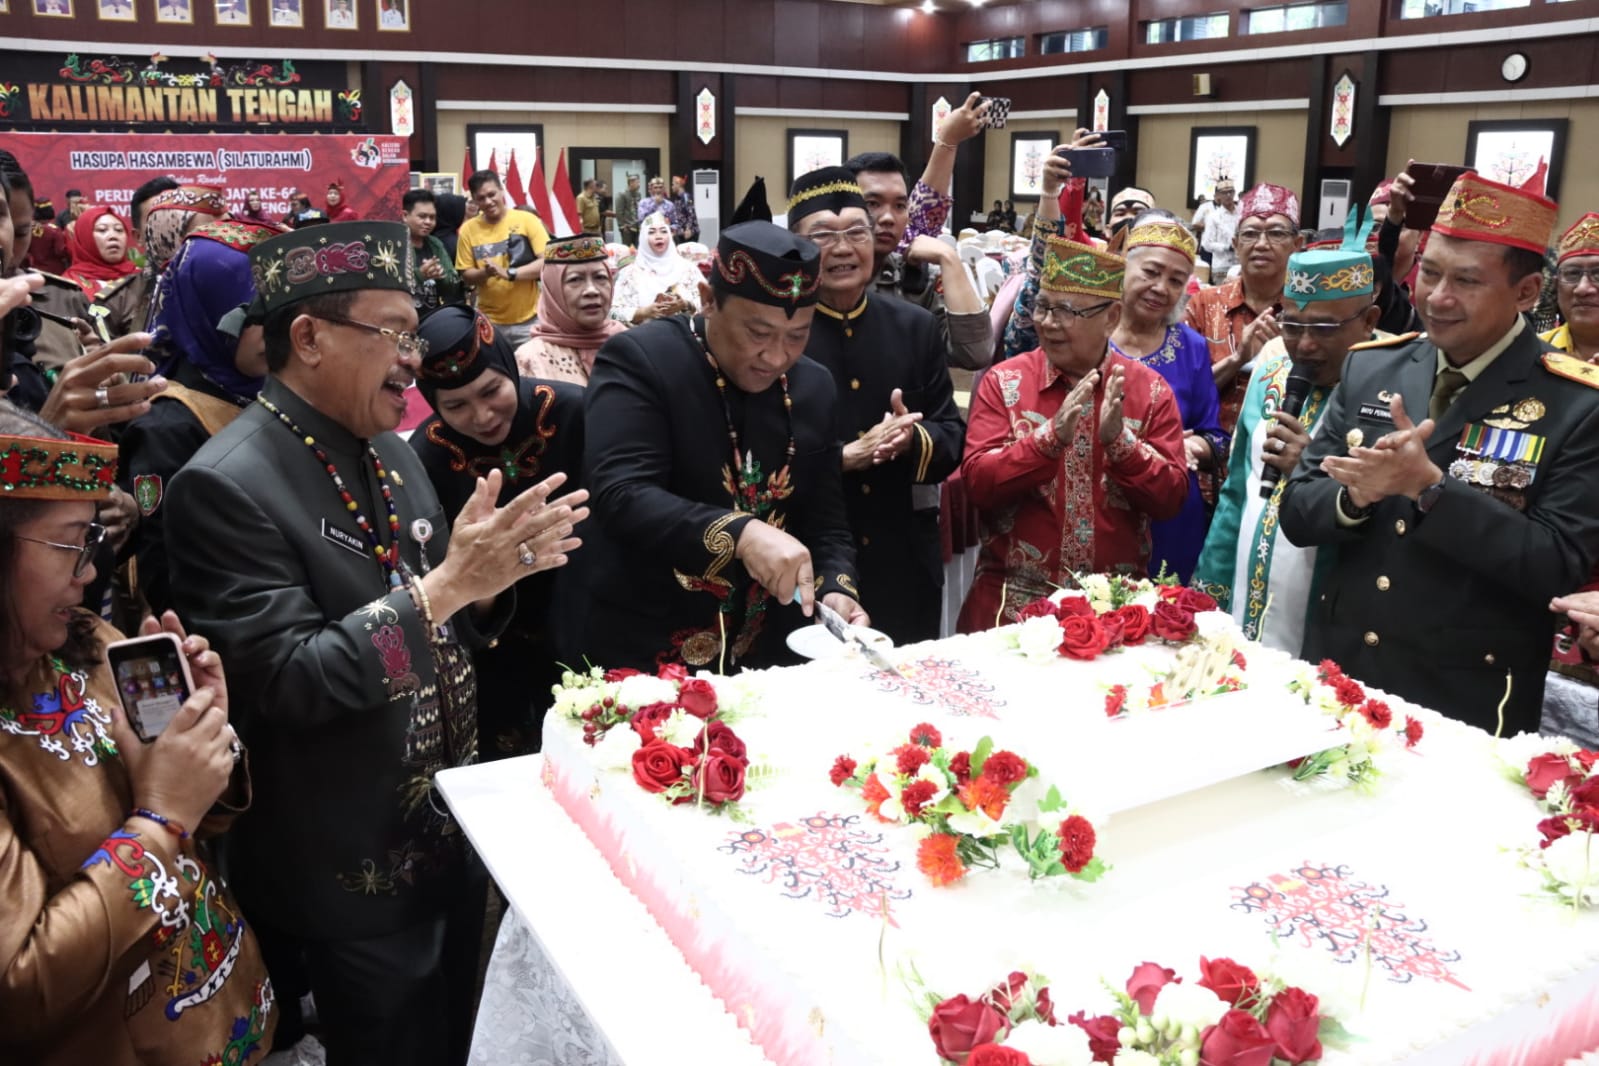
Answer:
[
  {"left": 807, "top": 293, "right": 964, "bottom": 644},
  {"left": 25, "top": 270, "right": 89, "bottom": 380},
  {"left": 88, "top": 269, "right": 154, "bottom": 342},
  {"left": 1280, "top": 324, "right": 1599, "bottom": 735}
]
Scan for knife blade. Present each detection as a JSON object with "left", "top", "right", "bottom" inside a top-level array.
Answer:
[{"left": 813, "top": 600, "right": 907, "bottom": 678}]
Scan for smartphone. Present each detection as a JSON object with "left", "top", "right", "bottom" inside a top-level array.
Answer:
[
  {"left": 1096, "top": 130, "right": 1129, "bottom": 153},
  {"left": 1402, "top": 161, "right": 1472, "bottom": 231},
  {"left": 978, "top": 96, "right": 1012, "bottom": 129},
  {"left": 1056, "top": 146, "right": 1118, "bottom": 178},
  {"left": 106, "top": 632, "right": 195, "bottom": 742}
]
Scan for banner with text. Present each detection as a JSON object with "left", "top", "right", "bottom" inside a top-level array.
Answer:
[{"left": 5, "top": 132, "right": 412, "bottom": 224}]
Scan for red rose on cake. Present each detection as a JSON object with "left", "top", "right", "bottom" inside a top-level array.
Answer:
[
  {"left": 631, "top": 739, "right": 695, "bottom": 797},
  {"left": 1263, "top": 986, "right": 1323, "bottom": 1064},
  {"left": 1125, "top": 961, "right": 1178, "bottom": 1015},
  {"left": 1059, "top": 615, "right": 1112, "bottom": 661},
  {"left": 629, "top": 701, "right": 677, "bottom": 742},
  {"left": 677, "top": 677, "right": 719, "bottom": 719},
  {"left": 694, "top": 750, "right": 747, "bottom": 804},
  {"left": 927, "top": 994, "right": 1010, "bottom": 1062},
  {"left": 1109, "top": 604, "right": 1151, "bottom": 645},
  {"left": 697, "top": 719, "right": 746, "bottom": 761},
  {"left": 657, "top": 663, "right": 689, "bottom": 683},
  {"left": 965, "top": 1045, "right": 1030, "bottom": 1066},
  {"left": 1199, "top": 1008, "right": 1279, "bottom": 1066},
  {"left": 1526, "top": 752, "right": 1584, "bottom": 800},
  {"left": 1067, "top": 1010, "right": 1121, "bottom": 1063},
  {"left": 1150, "top": 601, "right": 1197, "bottom": 643},
  {"left": 1196, "top": 956, "right": 1259, "bottom": 1006}
]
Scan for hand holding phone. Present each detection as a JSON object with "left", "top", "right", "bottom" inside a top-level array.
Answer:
[
  {"left": 107, "top": 632, "right": 196, "bottom": 742},
  {"left": 1401, "top": 161, "right": 1471, "bottom": 231}
]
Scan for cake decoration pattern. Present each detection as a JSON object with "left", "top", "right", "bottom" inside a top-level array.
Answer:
[{"left": 719, "top": 813, "right": 911, "bottom": 921}]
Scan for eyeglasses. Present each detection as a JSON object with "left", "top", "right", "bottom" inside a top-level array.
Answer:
[
  {"left": 1279, "top": 305, "right": 1375, "bottom": 339},
  {"left": 18, "top": 521, "right": 106, "bottom": 578},
  {"left": 1236, "top": 227, "right": 1297, "bottom": 246},
  {"left": 1034, "top": 298, "right": 1114, "bottom": 322},
  {"left": 1557, "top": 266, "right": 1599, "bottom": 288},
  {"left": 804, "top": 225, "right": 873, "bottom": 249},
  {"left": 315, "top": 314, "right": 430, "bottom": 358}
]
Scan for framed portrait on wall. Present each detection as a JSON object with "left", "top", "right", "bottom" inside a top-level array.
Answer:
[
  {"left": 466, "top": 124, "right": 544, "bottom": 203},
  {"left": 98, "top": 0, "right": 135, "bottom": 20},
  {"left": 214, "top": 0, "right": 249, "bottom": 24},
  {"left": 324, "top": 0, "right": 355, "bottom": 28},
  {"left": 156, "top": 0, "right": 193, "bottom": 22},
  {"left": 1188, "top": 126, "right": 1256, "bottom": 208},
  {"left": 33, "top": 0, "right": 73, "bottom": 15},
  {"left": 1466, "top": 118, "right": 1567, "bottom": 202},
  {"left": 1009, "top": 132, "right": 1058, "bottom": 202},
  {"left": 268, "top": 0, "right": 301, "bottom": 26},
  {"left": 375, "top": 0, "right": 405, "bottom": 29},
  {"left": 421, "top": 173, "right": 458, "bottom": 197},
  {"left": 787, "top": 130, "right": 849, "bottom": 189}
]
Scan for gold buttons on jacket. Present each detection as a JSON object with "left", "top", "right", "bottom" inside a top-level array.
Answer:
[
  {"left": 1485, "top": 653, "right": 1496, "bottom": 665},
  {"left": 1394, "top": 519, "right": 1407, "bottom": 536},
  {"left": 861, "top": 484, "right": 871, "bottom": 495},
  {"left": 1364, "top": 631, "right": 1380, "bottom": 647},
  {"left": 1376, "top": 576, "right": 1391, "bottom": 591},
  {"left": 850, "top": 378, "right": 861, "bottom": 390}
]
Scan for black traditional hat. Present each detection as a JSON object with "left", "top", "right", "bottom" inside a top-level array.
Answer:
[
  {"left": 786, "top": 166, "right": 868, "bottom": 227},
  {"left": 414, "top": 305, "right": 519, "bottom": 406},
  {"left": 248, "top": 221, "right": 415, "bottom": 315},
  {"left": 710, "top": 221, "right": 821, "bottom": 319}
]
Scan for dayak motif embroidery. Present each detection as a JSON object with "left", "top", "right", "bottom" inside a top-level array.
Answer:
[
  {"left": 870, "top": 658, "right": 1005, "bottom": 719},
  {"left": 0, "top": 661, "right": 116, "bottom": 765}
]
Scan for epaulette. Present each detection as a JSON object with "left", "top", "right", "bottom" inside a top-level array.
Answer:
[
  {"left": 1542, "top": 351, "right": 1599, "bottom": 390},
  {"left": 1347, "top": 331, "right": 1420, "bottom": 353},
  {"left": 92, "top": 272, "right": 138, "bottom": 304},
  {"left": 32, "top": 269, "right": 81, "bottom": 290}
]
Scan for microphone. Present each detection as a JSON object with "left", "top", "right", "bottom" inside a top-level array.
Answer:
[{"left": 1260, "top": 364, "right": 1316, "bottom": 499}]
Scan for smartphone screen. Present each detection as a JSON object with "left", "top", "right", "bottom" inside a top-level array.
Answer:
[{"left": 108, "top": 635, "right": 192, "bottom": 742}]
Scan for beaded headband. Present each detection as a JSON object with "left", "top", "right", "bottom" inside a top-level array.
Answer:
[
  {"left": 145, "top": 185, "right": 228, "bottom": 218},
  {"left": 788, "top": 180, "right": 865, "bottom": 213},
  {"left": 0, "top": 432, "right": 118, "bottom": 500},
  {"left": 1125, "top": 220, "right": 1197, "bottom": 264},
  {"left": 1557, "top": 213, "right": 1599, "bottom": 265},
  {"left": 1041, "top": 236, "right": 1125, "bottom": 301},
  {"left": 544, "top": 235, "right": 608, "bottom": 264}
]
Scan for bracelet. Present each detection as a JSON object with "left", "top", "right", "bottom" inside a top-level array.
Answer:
[
  {"left": 409, "top": 575, "right": 441, "bottom": 640},
  {"left": 934, "top": 138, "right": 956, "bottom": 150},
  {"left": 1336, "top": 486, "right": 1374, "bottom": 521},
  {"left": 131, "top": 807, "right": 190, "bottom": 840}
]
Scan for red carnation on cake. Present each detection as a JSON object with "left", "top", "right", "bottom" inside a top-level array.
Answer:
[
  {"left": 1059, "top": 615, "right": 1112, "bottom": 661},
  {"left": 1333, "top": 675, "right": 1366, "bottom": 708},
  {"left": 1232, "top": 649, "right": 1248, "bottom": 670},
  {"left": 901, "top": 779, "right": 939, "bottom": 818},
  {"left": 1200, "top": 1008, "right": 1279, "bottom": 1066},
  {"left": 1067, "top": 1011, "right": 1121, "bottom": 1063},
  {"left": 917, "top": 833, "right": 969, "bottom": 887},
  {"left": 1105, "top": 684, "right": 1128, "bottom": 718},
  {"left": 910, "top": 722, "right": 943, "bottom": 748},
  {"left": 861, "top": 772, "right": 893, "bottom": 822},
  {"left": 1317, "top": 659, "right": 1344, "bottom": 681},
  {"left": 1197, "top": 956, "right": 1260, "bottom": 1006},
  {"left": 1150, "top": 601, "right": 1197, "bottom": 643},
  {"left": 949, "top": 751, "right": 973, "bottom": 784},
  {"left": 1402, "top": 716, "right": 1424, "bottom": 749},
  {"left": 1124, "top": 961, "right": 1178, "bottom": 1015},
  {"left": 966, "top": 1045, "right": 1031, "bottom": 1066},
  {"left": 1359, "top": 699, "right": 1393, "bottom": 730},
  {"left": 981, "top": 750, "right": 1029, "bottom": 786},
  {"left": 677, "top": 677, "right": 718, "bottom": 719},
  {"left": 830, "top": 755, "right": 858, "bottom": 787},
  {"left": 961, "top": 774, "right": 1012, "bottom": 820},
  {"left": 631, "top": 739, "right": 695, "bottom": 796},
  {"left": 1110, "top": 604, "right": 1152, "bottom": 645},
  {"left": 1057, "top": 814, "right": 1096, "bottom": 874},
  {"left": 629, "top": 701, "right": 677, "bottom": 742},
  {"left": 1264, "top": 986, "right": 1323, "bottom": 1064},
  {"left": 896, "top": 743, "right": 932, "bottom": 776}
]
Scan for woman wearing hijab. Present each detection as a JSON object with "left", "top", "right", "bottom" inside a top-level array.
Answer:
[
  {"left": 410, "top": 305, "right": 587, "bottom": 757},
  {"left": 431, "top": 192, "right": 467, "bottom": 262},
  {"left": 140, "top": 185, "right": 229, "bottom": 273},
  {"left": 323, "top": 180, "right": 357, "bottom": 222},
  {"left": 609, "top": 211, "right": 701, "bottom": 325},
  {"left": 118, "top": 218, "right": 278, "bottom": 615},
  {"left": 513, "top": 235, "right": 626, "bottom": 386},
  {"left": 62, "top": 206, "right": 138, "bottom": 299},
  {"left": 237, "top": 190, "right": 274, "bottom": 225}
]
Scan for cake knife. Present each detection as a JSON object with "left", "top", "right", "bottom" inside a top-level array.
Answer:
[{"left": 813, "top": 599, "right": 907, "bottom": 679}]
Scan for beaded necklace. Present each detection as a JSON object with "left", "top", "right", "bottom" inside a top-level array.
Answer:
[
  {"left": 257, "top": 395, "right": 404, "bottom": 588},
  {"left": 692, "top": 319, "right": 795, "bottom": 518}
]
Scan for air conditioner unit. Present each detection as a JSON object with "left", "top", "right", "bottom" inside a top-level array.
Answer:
[{"left": 1319, "top": 179, "right": 1352, "bottom": 232}]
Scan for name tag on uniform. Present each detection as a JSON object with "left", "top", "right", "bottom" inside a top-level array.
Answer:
[
  {"left": 321, "top": 519, "right": 369, "bottom": 558},
  {"left": 1357, "top": 402, "right": 1396, "bottom": 424}
]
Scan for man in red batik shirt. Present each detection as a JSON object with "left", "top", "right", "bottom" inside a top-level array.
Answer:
[{"left": 958, "top": 230, "right": 1188, "bottom": 631}]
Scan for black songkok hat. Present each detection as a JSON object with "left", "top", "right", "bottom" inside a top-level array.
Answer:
[
  {"left": 249, "top": 221, "right": 414, "bottom": 315},
  {"left": 414, "top": 305, "right": 519, "bottom": 406},
  {"left": 711, "top": 221, "right": 821, "bottom": 319},
  {"left": 731, "top": 177, "right": 773, "bottom": 225},
  {"left": 786, "top": 166, "right": 868, "bottom": 227}
]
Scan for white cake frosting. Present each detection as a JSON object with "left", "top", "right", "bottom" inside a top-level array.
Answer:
[{"left": 540, "top": 621, "right": 1599, "bottom": 1064}]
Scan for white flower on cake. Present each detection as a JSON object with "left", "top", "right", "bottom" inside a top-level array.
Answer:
[
  {"left": 615, "top": 674, "right": 680, "bottom": 709},
  {"left": 659, "top": 709, "right": 704, "bottom": 748},
  {"left": 1015, "top": 615, "right": 1067, "bottom": 660},
  {"left": 1536, "top": 832, "right": 1599, "bottom": 905},
  {"left": 591, "top": 722, "right": 642, "bottom": 773},
  {"left": 1005, "top": 1018, "right": 1096, "bottom": 1065},
  {"left": 1149, "top": 980, "right": 1228, "bottom": 1034},
  {"left": 1075, "top": 573, "right": 1114, "bottom": 611},
  {"left": 1112, "top": 1050, "right": 1162, "bottom": 1066}
]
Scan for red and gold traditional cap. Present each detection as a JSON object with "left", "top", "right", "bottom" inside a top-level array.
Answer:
[
  {"left": 1432, "top": 172, "right": 1557, "bottom": 254},
  {"left": 1042, "top": 237, "right": 1125, "bottom": 300},
  {"left": 1239, "top": 183, "right": 1301, "bottom": 228},
  {"left": 1368, "top": 180, "right": 1394, "bottom": 208},
  {"left": 1557, "top": 213, "right": 1599, "bottom": 265},
  {"left": 0, "top": 432, "right": 118, "bottom": 500},
  {"left": 1125, "top": 219, "right": 1197, "bottom": 264},
  {"left": 144, "top": 184, "right": 228, "bottom": 219}
]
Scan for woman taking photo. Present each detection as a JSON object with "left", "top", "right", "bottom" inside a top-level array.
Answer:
[
  {"left": 1110, "top": 211, "right": 1227, "bottom": 583},
  {"left": 609, "top": 211, "right": 702, "bottom": 326},
  {"left": 410, "top": 307, "right": 587, "bottom": 757},
  {"left": 0, "top": 399, "right": 274, "bottom": 1065}
]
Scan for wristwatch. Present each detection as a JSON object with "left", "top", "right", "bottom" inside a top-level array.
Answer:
[{"left": 1415, "top": 478, "right": 1446, "bottom": 515}]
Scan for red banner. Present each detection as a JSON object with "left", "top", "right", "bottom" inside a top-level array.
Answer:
[{"left": 3, "top": 132, "right": 411, "bottom": 225}]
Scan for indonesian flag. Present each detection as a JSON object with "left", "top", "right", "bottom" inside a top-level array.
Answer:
[
  {"left": 549, "top": 148, "right": 582, "bottom": 238},
  {"left": 524, "top": 148, "right": 556, "bottom": 223},
  {"left": 503, "top": 150, "right": 526, "bottom": 209},
  {"left": 1519, "top": 157, "right": 1549, "bottom": 198},
  {"left": 460, "top": 145, "right": 473, "bottom": 190}
]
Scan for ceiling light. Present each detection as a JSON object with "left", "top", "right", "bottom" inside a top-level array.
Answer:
[{"left": 921, "top": 0, "right": 935, "bottom": 11}]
